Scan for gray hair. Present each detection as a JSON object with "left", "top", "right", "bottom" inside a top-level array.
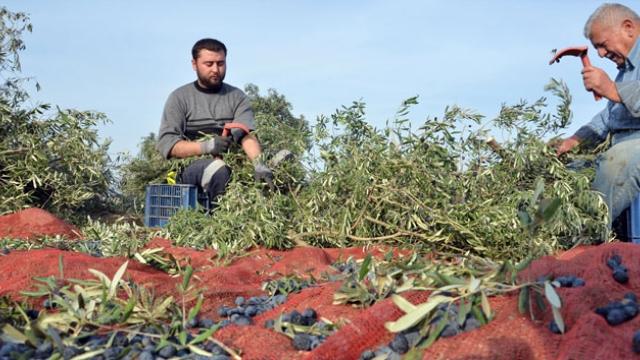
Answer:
[{"left": 584, "top": 3, "right": 640, "bottom": 38}]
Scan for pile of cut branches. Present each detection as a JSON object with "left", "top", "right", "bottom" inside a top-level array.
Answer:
[{"left": 160, "top": 80, "right": 607, "bottom": 261}]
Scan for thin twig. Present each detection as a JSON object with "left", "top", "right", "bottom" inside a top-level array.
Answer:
[{"left": 0, "top": 148, "right": 28, "bottom": 156}]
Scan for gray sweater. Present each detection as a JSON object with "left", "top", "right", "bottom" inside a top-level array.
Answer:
[{"left": 157, "top": 81, "right": 255, "bottom": 159}]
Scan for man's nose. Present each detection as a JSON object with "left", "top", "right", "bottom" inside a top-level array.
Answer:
[{"left": 597, "top": 48, "right": 607, "bottom": 58}]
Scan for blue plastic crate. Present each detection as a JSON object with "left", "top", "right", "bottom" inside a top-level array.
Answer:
[
  {"left": 144, "top": 184, "right": 209, "bottom": 227},
  {"left": 628, "top": 194, "right": 640, "bottom": 243}
]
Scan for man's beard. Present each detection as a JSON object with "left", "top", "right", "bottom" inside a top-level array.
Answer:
[{"left": 197, "top": 71, "right": 224, "bottom": 89}]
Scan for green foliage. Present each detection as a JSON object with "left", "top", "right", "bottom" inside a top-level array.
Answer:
[
  {"left": 164, "top": 176, "right": 297, "bottom": 256},
  {"left": 116, "top": 133, "right": 172, "bottom": 212},
  {"left": 0, "top": 7, "right": 114, "bottom": 222},
  {"left": 134, "top": 247, "right": 185, "bottom": 275},
  {"left": 245, "top": 83, "right": 311, "bottom": 156},
  {"left": 80, "top": 218, "right": 157, "bottom": 257},
  {"left": 271, "top": 312, "right": 337, "bottom": 341},
  {"left": 0, "top": 106, "right": 113, "bottom": 220},
  {"left": 12, "top": 260, "right": 223, "bottom": 358},
  {"left": 162, "top": 79, "right": 607, "bottom": 261},
  {"left": 0, "top": 6, "right": 33, "bottom": 105},
  {"left": 0, "top": 219, "right": 158, "bottom": 258},
  {"left": 326, "top": 250, "right": 547, "bottom": 351}
]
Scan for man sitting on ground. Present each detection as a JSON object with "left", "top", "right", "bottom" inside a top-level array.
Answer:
[{"left": 157, "top": 38, "right": 273, "bottom": 206}]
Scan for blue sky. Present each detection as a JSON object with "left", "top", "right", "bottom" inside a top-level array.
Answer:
[{"left": 4, "top": 1, "right": 636, "bottom": 155}]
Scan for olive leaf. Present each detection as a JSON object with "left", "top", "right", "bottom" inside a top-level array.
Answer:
[
  {"left": 108, "top": 261, "right": 129, "bottom": 299},
  {"left": 457, "top": 298, "right": 470, "bottom": 326},
  {"left": 518, "top": 286, "right": 530, "bottom": 314},
  {"left": 470, "top": 304, "right": 487, "bottom": 325},
  {"left": 421, "top": 316, "right": 448, "bottom": 348},
  {"left": 544, "top": 281, "right": 562, "bottom": 308},
  {"left": 532, "top": 177, "right": 545, "bottom": 204},
  {"left": 518, "top": 210, "right": 533, "bottom": 228},
  {"left": 188, "top": 344, "right": 213, "bottom": 357},
  {"left": 189, "top": 327, "right": 218, "bottom": 345},
  {"left": 468, "top": 277, "right": 481, "bottom": 293},
  {"left": 480, "top": 291, "right": 492, "bottom": 319},
  {"left": 391, "top": 294, "right": 417, "bottom": 313},
  {"left": 551, "top": 306, "right": 565, "bottom": 334},
  {"left": 541, "top": 198, "right": 562, "bottom": 222},
  {"left": 358, "top": 254, "right": 372, "bottom": 281},
  {"left": 0, "top": 324, "right": 28, "bottom": 343},
  {"left": 187, "top": 295, "right": 204, "bottom": 323},
  {"left": 385, "top": 295, "right": 451, "bottom": 333}
]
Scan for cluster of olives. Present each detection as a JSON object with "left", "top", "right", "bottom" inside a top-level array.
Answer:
[
  {"left": 265, "top": 308, "right": 331, "bottom": 351},
  {"left": 595, "top": 293, "right": 639, "bottom": 326},
  {"left": 553, "top": 275, "right": 585, "bottom": 288},
  {"left": 607, "top": 254, "right": 629, "bottom": 284},
  {"left": 360, "top": 302, "right": 482, "bottom": 359},
  {"left": 0, "top": 324, "right": 232, "bottom": 360},
  {"left": 217, "top": 295, "right": 287, "bottom": 327}
]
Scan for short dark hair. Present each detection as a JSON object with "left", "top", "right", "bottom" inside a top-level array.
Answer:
[{"left": 192, "top": 38, "right": 227, "bottom": 59}]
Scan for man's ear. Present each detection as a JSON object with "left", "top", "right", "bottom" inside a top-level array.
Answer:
[
  {"left": 191, "top": 58, "right": 197, "bottom": 71},
  {"left": 622, "top": 19, "right": 637, "bottom": 37}
]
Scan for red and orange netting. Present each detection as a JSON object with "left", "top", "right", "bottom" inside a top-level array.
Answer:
[{"left": 0, "top": 208, "right": 638, "bottom": 359}]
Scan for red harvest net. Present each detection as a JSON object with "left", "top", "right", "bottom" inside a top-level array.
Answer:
[{"left": 0, "top": 208, "right": 639, "bottom": 359}]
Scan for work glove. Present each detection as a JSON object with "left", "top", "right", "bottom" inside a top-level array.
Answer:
[
  {"left": 200, "top": 135, "right": 231, "bottom": 156},
  {"left": 269, "top": 149, "right": 294, "bottom": 168},
  {"left": 254, "top": 162, "right": 274, "bottom": 189}
]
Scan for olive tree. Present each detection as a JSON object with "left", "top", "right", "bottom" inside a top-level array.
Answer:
[{"left": 0, "top": 7, "right": 114, "bottom": 221}]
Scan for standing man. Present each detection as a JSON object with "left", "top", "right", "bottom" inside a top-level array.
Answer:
[
  {"left": 157, "top": 38, "right": 273, "bottom": 205},
  {"left": 556, "top": 3, "right": 640, "bottom": 229}
]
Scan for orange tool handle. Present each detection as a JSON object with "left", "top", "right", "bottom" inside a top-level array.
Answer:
[
  {"left": 580, "top": 54, "right": 603, "bottom": 101},
  {"left": 221, "top": 123, "right": 251, "bottom": 137}
]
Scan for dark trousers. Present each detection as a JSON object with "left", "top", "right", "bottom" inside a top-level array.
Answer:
[{"left": 179, "top": 158, "right": 231, "bottom": 206}]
